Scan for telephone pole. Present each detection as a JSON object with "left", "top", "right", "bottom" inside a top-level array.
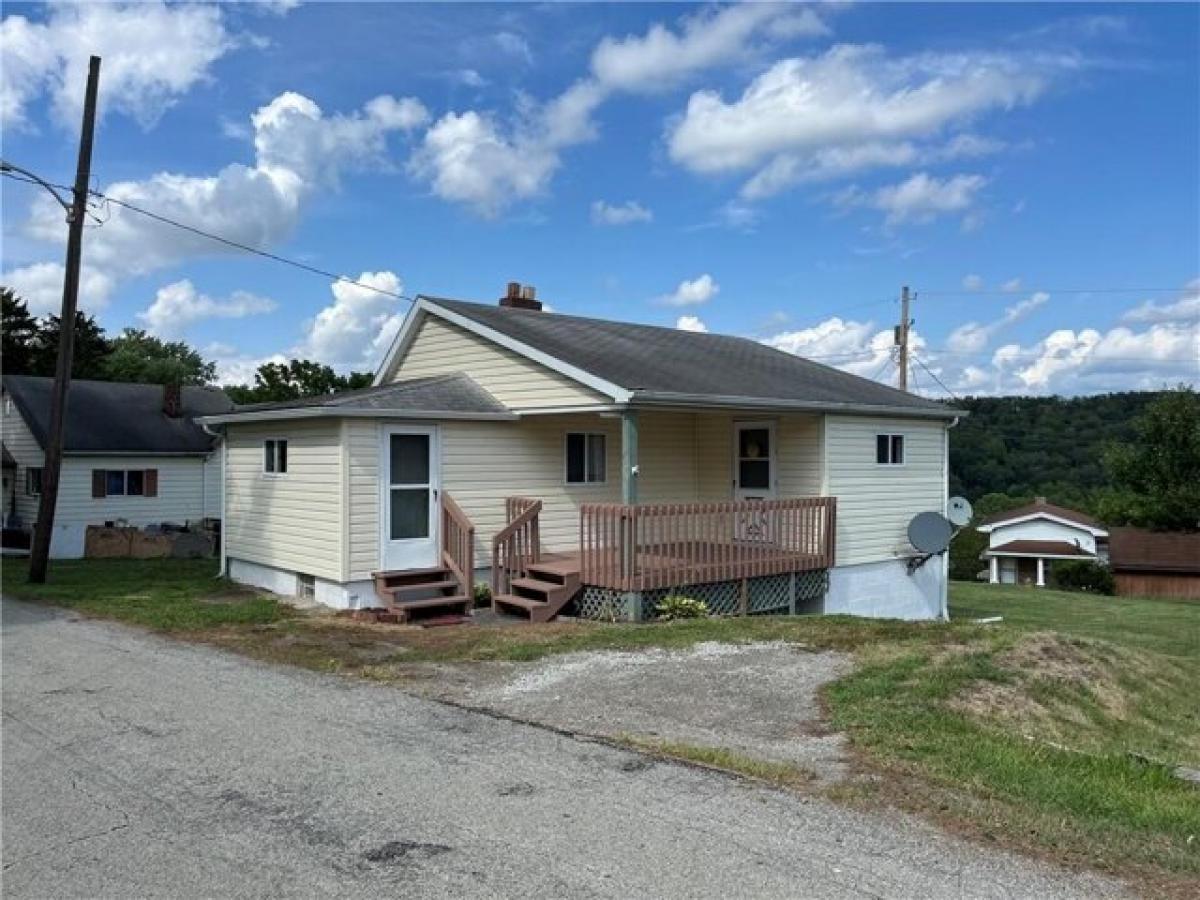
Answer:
[
  {"left": 28, "top": 55, "right": 101, "bottom": 584},
  {"left": 896, "top": 285, "right": 912, "bottom": 392}
]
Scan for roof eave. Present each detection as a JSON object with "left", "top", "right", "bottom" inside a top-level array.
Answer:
[
  {"left": 198, "top": 407, "right": 519, "bottom": 426},
  {"left": 629, "top": 391, "right": 966, "bottom": 420}
]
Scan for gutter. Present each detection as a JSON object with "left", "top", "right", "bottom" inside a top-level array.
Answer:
[{"left": 630, "top": 391, "right": 967, "bottom": 421}]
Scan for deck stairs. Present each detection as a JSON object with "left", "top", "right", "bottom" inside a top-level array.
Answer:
[
  {"left": 372, "top": 567, "right": 472, "bottom": 624},
  {"left": 492, "top": 557, "right": 581, "bottom": 623}
]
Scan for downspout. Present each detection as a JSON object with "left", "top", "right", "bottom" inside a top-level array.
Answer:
[
  {"left": 201, "top": 422, "right": 227, "bottom": 579},
  {"left": 941, "top": 416, "right": 960, "bottom": 620}
]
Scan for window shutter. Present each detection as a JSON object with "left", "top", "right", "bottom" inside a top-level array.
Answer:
[
  {"left": 144, "top": 469, "right": 158, "bottom": 497},
  {"left": 92, "top": 469, "right": 106, "bottom": 498}
]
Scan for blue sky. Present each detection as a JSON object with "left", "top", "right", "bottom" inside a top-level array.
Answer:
[{"left": 2, "top": 2, "right": 1197, "bottom": 395}]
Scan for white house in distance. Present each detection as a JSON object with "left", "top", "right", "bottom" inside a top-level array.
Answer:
[
  {"left": 977, "top": 499, "right": 1108, "bottom": 587},
  {"left": 1, "top": 375, "right": 233, "bottom": 557},
  {"left": 199, "top": 283, "right": 965, "bottom": 624}
]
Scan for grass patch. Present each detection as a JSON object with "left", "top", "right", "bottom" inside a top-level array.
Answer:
[
  {"left": 1, "top": 558, "right": 286, "bottom": 631},
  {"left": 950, "top": 581, "right": 1200, "bottom": 658},
  {"left": 617, "top": 736, "right": 816, "bottom": 789}
]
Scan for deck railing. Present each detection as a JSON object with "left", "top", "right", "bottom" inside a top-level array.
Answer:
[
  {"left": 441, "top": 492, "right": 476, "bottom": 597},
  {"left": 491, "top": 496, "right": 542, "bottom": 595},
  {"left": 579, "top": 497, "right": 836, "bottom": 592}
]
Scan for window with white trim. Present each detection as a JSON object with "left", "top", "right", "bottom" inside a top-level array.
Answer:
[
  {"left": 565, "top": 432, "right": 606, "bottom": 484},
  {"left": 264, "top": 439, "right": 288, "bottom": 474},
  {"left": 876, "top": 434, "right": 904, "bottom": 465}
]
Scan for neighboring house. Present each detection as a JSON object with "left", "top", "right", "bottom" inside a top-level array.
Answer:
[
  {"left": 199, "top": 284, "right": 965, "bottom": 622},
  {"left": 1, "top": 375, "right": 233, "bottom": 558},
  {"left": 1109, "top": 528, "right": 1200, "bottom": 599},
  {"left": 2, "top": 443, "right": 16, "bottom": 529},
  {"left": 977, "top": 499, "right": 1108, "bottom": 586}
]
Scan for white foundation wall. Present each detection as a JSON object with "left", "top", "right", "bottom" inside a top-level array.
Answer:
[
  {"left": 228, "top": 558, "right": 375, "bottom": 610},
  {"left": 825, "top": 558, "right": 943, "bottom": 620}
]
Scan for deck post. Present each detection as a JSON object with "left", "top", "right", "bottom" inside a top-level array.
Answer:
[{"left": 621, "top": 409, "right": 638, "bottom": 505}]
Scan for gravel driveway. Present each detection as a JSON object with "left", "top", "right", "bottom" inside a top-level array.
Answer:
[{"left": 2, "top": 598, "right": 1127, "bottom": 899}]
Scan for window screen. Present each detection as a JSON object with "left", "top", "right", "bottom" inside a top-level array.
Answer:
[
  {"left": 566, "top": 433, "right": 605, "bottom": 484},
  {"left": 876, "top": 434, "right": 904, "bottom": 465}
]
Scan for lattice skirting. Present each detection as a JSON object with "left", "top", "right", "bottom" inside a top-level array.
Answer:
[{"left": 573, "top": 570, "right": 829, "bottom": 622}]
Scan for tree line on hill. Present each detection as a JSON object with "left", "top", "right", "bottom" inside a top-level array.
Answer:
[{"left": 1, "top": 288, "right": 371, "bottom": 404}]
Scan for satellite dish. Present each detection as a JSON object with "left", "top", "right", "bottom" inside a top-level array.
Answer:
[
  {"left": 908, "top": 511, "right": 954, "bottom": 554},
  {"left": 947, "top": 496, "right": 974, "bottom": 528}
]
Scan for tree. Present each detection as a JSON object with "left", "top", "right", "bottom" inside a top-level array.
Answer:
[
  {"left": 1097, "top": 386, "right": 1200, "bottom": 531},
  {"left": 102, "top": 329, "right": 216, "bottom": 385},
  {"left": 1, "top": 289, "right": 40, "bottom": 375},
  {"left": 33, "top": 310, "right": 111, "bottom": 379},
  {"left": 226, "top": 359, "right": 373, "bottom": 404}
]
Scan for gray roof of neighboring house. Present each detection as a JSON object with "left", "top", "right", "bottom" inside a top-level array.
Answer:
[
  {"left": 2, "top": 375, "right": 233, "bottom": 455},
  {"left": 978, "top": 499, "right": 1101, "bottom": 529},
  {"left": 201, "top": 374, "right": 513, "bottom": 423},
  {"left": 424, "top": 297, "right": 960, "bottom": 417}
]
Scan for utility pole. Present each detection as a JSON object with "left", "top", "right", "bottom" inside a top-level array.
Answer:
[
  {"left": 28, "top": 55, "right": 101, "bottom": 584},
  {"left": 896, "top": 285, "right": 912, "bottom": 392}
]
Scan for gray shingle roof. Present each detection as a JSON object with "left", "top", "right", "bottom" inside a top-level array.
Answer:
[
  {"left": 426, "top": 297, "right": 958, "bottom": 417},
  {"left": 206, "top": 374, "right": 511, "bottom": 421},
  {"left": 3, "top": 375, "right": 234, "bottom": 455}
]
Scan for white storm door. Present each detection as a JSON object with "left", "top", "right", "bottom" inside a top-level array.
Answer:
[
  {"left": 381, "top": 426, "right": 439, "bottom": 571},
  {"left": 733, "top": 421, "right": 776, "bottom": 542}
]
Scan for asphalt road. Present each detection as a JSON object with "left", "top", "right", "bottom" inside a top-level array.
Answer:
[{"left": 1, "top": 598, "right": 1126, "bottom": 899}]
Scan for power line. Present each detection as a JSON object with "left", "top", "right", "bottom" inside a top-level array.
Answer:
[
  {"left": 1, "top": 164, "right": 414, "bottom": 304},
  {"left": 918, "top": 286, "right": 1183, "bottom": 297},
  {"left": 911, "top": 353, "right": 961, "bottom": 402}
]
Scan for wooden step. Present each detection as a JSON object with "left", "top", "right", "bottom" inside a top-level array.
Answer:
[
  {"left": 526, "top": 560, "right": 581, "bottom": 580},
  {"left": 373, "top": 566, "right": 449, "bottom": 586},
  {"left": 493, "top": 593, "right": 547, "bottom": 612},
  {"left": 385, "top": 579, "right": 458, "bottom": 595},
  {"left": 509, "top": 577, "right": 561, "bottom": 597},
  {"left": 392, "top": 595, "right": 471, "bottom": 612}
]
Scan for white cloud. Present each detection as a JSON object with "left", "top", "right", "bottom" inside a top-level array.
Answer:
[
  {"left": 410, "top": 4, "right": 820, "bottom": 216},
  {"left": 946, "top": 292, "right": 1049, "bottom": 354},
  {"left": 493, "top": 32, "right": 533, "bottom": 65},
  {"left": 675, "top": 315, "right": 708, "bottom": 333},
  {"left": 657, "top": 274, "right": 719, "bottom": 307},
  {"left": 1001, "top": 277, "right": 1023, "bottom": 293},
  {"left": 590, "top": 4, "right": 826, "bottom": 94},
  {"left": 137, "top": 279, "right": 276, "bottom": 338},
  {"left": 591, "top": 200, "right": 653, "bottom": 226},
  {"left": 296, "top": 271, "right": 406, "bottom": 369},
  {"left": 0, "top": 261, "right": 115, "bottom": 314},
  {"left": 17, "top": 90, "right": 425, "bottom": 293},
  {"left": 962, "top": 274, "right": 984, "bottom": 291},
  {"left": 667, "top": 44, "right": 1046, "bottom": 198},
  {"left": 209, "top": 348, "right": 289, "bottom": 387},
  {"left": 836, "top": 172, "right": 987, "bottom": 227},
  {"left": 1, "top": 2, "right": 236, "bottom": 130},
  {"left": 763, "top": 315, "right": 923, "bottom": 383},
  {"left": 1121, "top": 281, "right": 1200, "bottom": 325}
]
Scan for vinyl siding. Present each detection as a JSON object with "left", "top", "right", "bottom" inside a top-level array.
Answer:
[
  {"left": 388, "top": 314, "right": 607, "bottom": 410},
  {"left": 823, "top": 416, "right": 946, "bottom": 566},
  {"left": 344, "top": 410, "right": 824, "bottom": 576},
  {"left": 225, "top": 421, "right": 343, "bottom": 581},
  {"left": 2, "top": 394, "right": 44, "bottom": 525},
  {"left": 989, "top": 520, "right": 1097, "bottom": 554},
  {"left": 203, "top": 447, "right": 223, "bottom": 519}
]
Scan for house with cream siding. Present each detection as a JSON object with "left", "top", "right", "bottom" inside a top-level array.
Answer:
[
  {"left": 202, "top": 284, "right": 964, "bottom": 622},
  {"left": 2, "top": 375, "right": 232, "bottom": 558}
]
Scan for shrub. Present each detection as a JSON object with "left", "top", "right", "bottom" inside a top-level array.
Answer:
[
  {"left": 472, "top": 582, "right": 492, "bottom": 607},
  {"left": 1051, "top": 560, "right": 1115, "bottom": 595},
  {"left": 655, "top": 595, "right": 708, "bottom": 621}
]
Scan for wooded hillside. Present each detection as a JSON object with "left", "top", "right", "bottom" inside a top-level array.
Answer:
[{"left": 947, "top": 392, "right": 1167, "bottom": 512}]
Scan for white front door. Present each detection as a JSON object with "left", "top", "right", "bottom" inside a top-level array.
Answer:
[
  {"left": 381, "top": 425, "right": 439, "bottom": 571},
  {"left": 733, "top": 421, "right": 776, "bottom": 542}
]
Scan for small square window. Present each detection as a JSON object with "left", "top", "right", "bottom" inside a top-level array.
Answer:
[
  {"left": 876, "top": 434, "right": 904, "bottom": 465},
  {"left": 264, "top": 439, "right": 288, "bottom": 474},
  {"left": 106, "top": 470, "right": 127, "bottom": 496},
  {"left": 566, "top": 432, "right": 606, "bottom": 484}
]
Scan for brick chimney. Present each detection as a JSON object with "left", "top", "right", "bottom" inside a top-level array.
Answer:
[
  {"left": 499, "top": 281, "right": 542, "bottom": 311},
  {"left": 163, "top": 383, "right": 183, "bottom": 418}
]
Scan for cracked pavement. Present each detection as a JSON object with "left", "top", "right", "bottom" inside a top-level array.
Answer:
[{"left": 1, "top": 598, "right": 1128, "bottom": 898}]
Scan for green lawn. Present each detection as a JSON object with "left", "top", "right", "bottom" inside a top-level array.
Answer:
[
  {"left": 3, "top": 559, "right": 1197, "bottom": 889},
  {"left": 950, "top": 581, "right": 1200, "bottom": 657}
]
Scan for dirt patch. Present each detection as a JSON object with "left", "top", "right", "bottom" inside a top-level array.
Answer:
[
  {"left": 197, "top": 586, "right": 271, "bottom": 606},
  {"left": 411, "top": 640, "right": 853, "bottom": 785}
]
